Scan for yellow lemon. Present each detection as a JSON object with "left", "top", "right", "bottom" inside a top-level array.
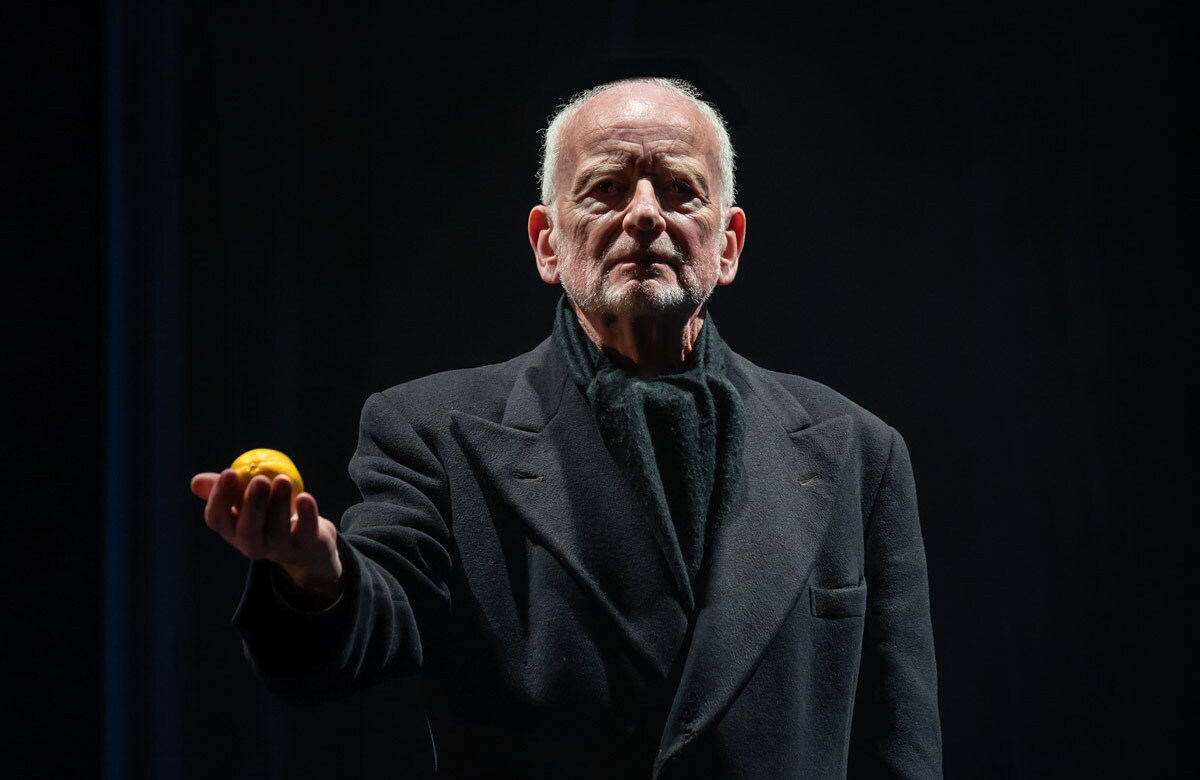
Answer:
[{"left": 231, "top": 448, "right": 305, "bottom": 495}]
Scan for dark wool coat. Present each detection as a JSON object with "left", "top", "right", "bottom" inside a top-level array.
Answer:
[{"left": 234, "top": 337, "right": 943, "bottom": 779}]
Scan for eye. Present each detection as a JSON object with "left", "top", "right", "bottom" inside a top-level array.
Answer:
[
  {"left": 668, "top": 180, "right": 695, "bottom": 195},
  {"left": 594, "top": 180, "right": 617, "bottom": 194}
]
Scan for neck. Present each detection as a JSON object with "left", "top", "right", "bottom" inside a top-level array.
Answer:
[{"left": 570, "top": 300, "right": 707, "bottom": 379}]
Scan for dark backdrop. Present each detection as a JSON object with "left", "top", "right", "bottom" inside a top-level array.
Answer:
[{"left": 11, "top": 1, "right": 1191, "bottom": 778}]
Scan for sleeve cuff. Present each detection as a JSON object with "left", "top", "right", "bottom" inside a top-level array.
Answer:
[{"left": 267, "top": 563, "right": 346, "bottom": 614}]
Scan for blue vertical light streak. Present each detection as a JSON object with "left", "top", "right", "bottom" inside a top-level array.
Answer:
[{"left": 147, "top": 0, "right": 185, "bottom": 773}]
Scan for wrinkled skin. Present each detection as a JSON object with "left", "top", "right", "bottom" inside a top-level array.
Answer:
[{"left": 529, "top": 82, "right": 746, "bottom": 377}]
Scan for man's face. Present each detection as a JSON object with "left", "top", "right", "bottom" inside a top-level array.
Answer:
[{"left": 538, "top": 85, "right": 739, "bottom": 317}]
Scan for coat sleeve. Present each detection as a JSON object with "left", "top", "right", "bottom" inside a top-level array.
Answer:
[
  {"left": 232, "top": 389, "right": 454, "bottom": 703},
  {"left": 847, "top": 427, "right": 943, "bottom": 778}
]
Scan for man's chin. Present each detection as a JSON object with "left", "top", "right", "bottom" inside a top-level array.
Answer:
[{"left": 577, "top": 279, "right": 703, "bottom": 318}]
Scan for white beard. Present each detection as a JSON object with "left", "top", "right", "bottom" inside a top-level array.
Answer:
[{"left": 557, "top": 236, "right": 721, "bottom": 318}]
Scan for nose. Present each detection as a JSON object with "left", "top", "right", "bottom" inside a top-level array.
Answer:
[{"left": 622, "top": 179, "right": 666, "bottom": 239}]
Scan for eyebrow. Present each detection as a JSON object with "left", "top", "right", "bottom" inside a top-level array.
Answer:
[
  {"left": 572, "top": 160, "right": 629, "bottom": 195},
  {"left": 658, "top": 159, "right": 710, "bottom": 192},
  {"left": 571, "top": 157, "right": 712, "bottom": 196}
]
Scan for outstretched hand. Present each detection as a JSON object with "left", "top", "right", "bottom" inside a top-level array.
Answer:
[{"left": 191, "top": 469, "right": 343, "bottom": 600}]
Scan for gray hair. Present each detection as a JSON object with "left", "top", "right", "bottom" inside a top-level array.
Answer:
[{"left": 537, "top": 77, "right": 737, "bottom": 211}]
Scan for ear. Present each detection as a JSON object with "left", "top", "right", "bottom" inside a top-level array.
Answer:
[
  {"left": 529, "top": 205, "right": 560, "bottom": 284},
  {"left": 716, "top": 206, "right": 746, "bottom": 286}
]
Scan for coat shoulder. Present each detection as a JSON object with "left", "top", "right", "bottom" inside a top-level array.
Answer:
[
  {"left": 369, "top": 339, "right": 550, "bottom": 428},
  {"left": 772, "top": 370, "right": 890, "bottom": 430},
  {"left": 729, "top": 351, "right": 897, "bottom": 455}
]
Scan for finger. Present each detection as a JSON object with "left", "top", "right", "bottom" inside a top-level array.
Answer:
[
  {"left": 204, "top": 469, "right": 242, "bottom": 537},
  {"left": 264, "top": 475, "right": 293, "bottom": 545},
  {"left": 191, "top": 472, "right": 219, "bottom": 499},
  {"left": 293, "top": 492, "right": 320, "bottom": 548},
  {"left": 235, "top": 475, "right": 272, "bottom": 555}
]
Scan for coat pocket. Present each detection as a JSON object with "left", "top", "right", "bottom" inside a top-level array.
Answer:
[{"left": 809, "top": 581, "right": 867, "bottom": 619}]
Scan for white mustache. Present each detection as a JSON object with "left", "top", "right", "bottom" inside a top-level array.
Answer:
[{"left": 602, "top": 237, "right": 687, "bottom": 268}]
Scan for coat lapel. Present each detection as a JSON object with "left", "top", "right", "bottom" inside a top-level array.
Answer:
[
  {"left": 449, "top": 339, "right": 690, "bottom": 680},
  {"left": 654, "top": 350, "right": 855, "bottom": 774}
]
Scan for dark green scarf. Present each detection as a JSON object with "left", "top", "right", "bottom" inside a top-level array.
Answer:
[{"left": 551, "top": 295, "right": 745, "bottom": 611}]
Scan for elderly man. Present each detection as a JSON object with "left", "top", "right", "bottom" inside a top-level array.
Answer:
[{"left": 193, "top": 78, "right": 942, "bottom": 779}]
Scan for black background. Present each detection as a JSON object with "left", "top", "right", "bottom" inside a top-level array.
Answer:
[{"left": 9, "top": 0, "right": 1192, "bottom": 777}]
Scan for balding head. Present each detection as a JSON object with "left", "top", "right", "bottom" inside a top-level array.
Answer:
[
  {"left": 526, "top": 77, "right": 746, "bottom": 322},
  {"left": 539, "top": 78, "right": 736, "bottom": 211}
]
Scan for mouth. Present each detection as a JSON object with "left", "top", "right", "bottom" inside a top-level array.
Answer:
[{"left": 605, "top": 251, "right": 680, "bottom": 275}]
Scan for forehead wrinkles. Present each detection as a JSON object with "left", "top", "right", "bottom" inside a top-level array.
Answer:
[
  {"left": 572, "top": 148, "right": 710, "bottom": 196},
  {"left": 566, "top": 123, "right": 716, "bottom": 195},
  {"left": 576, "top": 108, "right": 699, "bottom": 153},
  {"left": 557, "top": 90, "right": 719, "bottom": 189}
]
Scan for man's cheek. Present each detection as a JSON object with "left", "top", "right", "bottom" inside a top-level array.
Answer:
[{"left": 568, "top": 219, "right": 592, "bottom": 247}]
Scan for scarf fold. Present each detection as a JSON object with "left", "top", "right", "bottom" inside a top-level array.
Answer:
[{"left": 551, "top": 295, "right": 745, "bottom": 611}]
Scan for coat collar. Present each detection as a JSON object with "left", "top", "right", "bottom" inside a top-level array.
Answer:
[{"left": 448, "top": 336, "right": 853, "bottom": 770}]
